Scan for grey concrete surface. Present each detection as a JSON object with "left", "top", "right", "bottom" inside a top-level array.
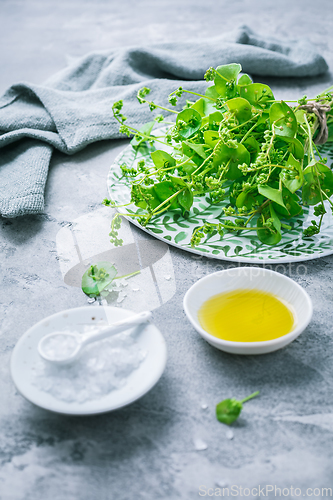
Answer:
[{"left": 1, "top": 1, "right": 333, "bottom": 499}]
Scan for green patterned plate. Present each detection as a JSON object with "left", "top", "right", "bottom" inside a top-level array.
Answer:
[{"left": 107, "top": 137, "right": 333, "bottom": 264}]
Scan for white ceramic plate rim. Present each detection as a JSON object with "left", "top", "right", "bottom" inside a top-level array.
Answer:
[
  {"left": 183, "top": 267, "right": 313, "bottom": 349},
  {"left": 10, "top": 306, "right": 167, "bottom": 415}
]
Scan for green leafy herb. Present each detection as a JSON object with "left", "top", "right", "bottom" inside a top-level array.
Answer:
[
  {"left": 81, "top": 262, "right": 117, "bottom": 296},
  {"left": 81, "top": 262, "right": 140, "bottom": 298},
  {"left": 216, "top": 391, "right": 260, "bottom": 425},
  {"left": 108, "top": 64, "right": 333, "bottom": 246}
]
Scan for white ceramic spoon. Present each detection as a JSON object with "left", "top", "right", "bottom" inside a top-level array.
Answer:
[{"left": 37, "top": 310, "right": 152, "bottom": 365}]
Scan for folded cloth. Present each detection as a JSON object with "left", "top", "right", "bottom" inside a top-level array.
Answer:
[{"left": 0, "top": 25, "right": 328, "bottom": 218}]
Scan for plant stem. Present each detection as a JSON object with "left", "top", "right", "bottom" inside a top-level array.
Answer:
[
  {"left": 303, "top": 114, "right": 315, "bottom": 162},
  {"left": 145, "top": 100, "right": 178, "bottom": 114},
  {"left": 229, "top": 113, "right": 260, "bottom": 133},
  {"left": 114, "top": 270, "right": 141, "bottom": 280},
  {"left": 240, "top": 391, "right": 260, "bottom": 404},
  {"left": 180, "top": 89, "right": 215, "bottom": 102},
  {"left": 239, "top": 119, "right": 261, "bottom": 143}
]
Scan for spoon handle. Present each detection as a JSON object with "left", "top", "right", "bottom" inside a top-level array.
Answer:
[{"left": 81, "top": 311, "right": 152, "bottom": 346}]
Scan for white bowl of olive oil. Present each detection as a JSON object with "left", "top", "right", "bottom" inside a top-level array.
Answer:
[{"left": 183, "top": 267, "right": 313, "bottom": 355}]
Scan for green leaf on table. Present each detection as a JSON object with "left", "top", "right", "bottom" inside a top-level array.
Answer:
[
  {"left": 81, "top": 262, "right": 117, "bottom": 296},
  {"left": 216, "top": 391, "right": 259, "bottom": 425}
]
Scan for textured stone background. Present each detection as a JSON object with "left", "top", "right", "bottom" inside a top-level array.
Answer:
[{"left": 0, "top": 1, "right": 333, "bottom": 499}]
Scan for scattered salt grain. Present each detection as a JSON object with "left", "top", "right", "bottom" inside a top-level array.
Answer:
[
  {"left": 201, "top": 403, "right": 208, "bottom": 410},
  {"left": 194, "top": 438, "right": 208, "bottom": 451},
  {"left": 87, "top": 298, "right": 95, "bottom": 304},
  {"left": 226, "top": 429, "right": 234, "bottom": 440},
  {"left": 116, "top": 292, "right": 127, "bottom": 303},
  {"left": 215, "top": 479, "right": 228, "bottom": 488},
  {"left": 164, "top": 275, "right": 171, "bottom": 281}
]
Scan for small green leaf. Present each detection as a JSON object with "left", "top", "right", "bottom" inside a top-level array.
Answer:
[
  {"left": 213, "top": 143, "right": 251, "bottom": 180},
  {"left": 302, "top": 161, "right": 333, "bottom": 205},
  {"left": 81, "top": 262, "right": 117, "bottom": 296},
  {"left": 273, "top": 190, "right": 303, "bottom": 218},
  {"left": 257, "top": 215, "right": 282, "bottom": 245},
  {"left": 176, "top": 108, "right": 202, "bottom": 139},
  {"left": 243, "top": 136, "right": 260, "bottom": 162},
  {"left": 154, "top": 181, "right": 180, "bottom": 209},
  {"left": 170, "top": 176, "right": 187, "bottom": 188},
  {"left": 239, "top": 83, "right": 274, "bottom": 110},
  {"left": 183, "top": 141, "right": 207, "bottom": 159},
  {"left": 270, "top": 204, "right": 281, "bottom": 232},
  {"left": 280, "top": 153, "right": 303, "bottom": 193},
  {"left": 216, "top": 391, "right": 259, "bottom": 425},
  {"left": 208, "top": 111, "right": 223, "bottom": 125},
  {"left": 130, "top": 121, "right": 155, "bottom": 148},
  {"left": 216, "top": 399, "right": 242, "bottom": 425},
  {"left": 178, "top": 189, "right": 193, "bottom": 212},
  {"left": 179, "top": 156, "right": 197, "bottom": 174},
  {"left": 151, "top": 150, "right": 176, "bottom": 169},
  {"left": 235, "top": 189, "right": 258, "bottom": 210},
  {"left": 214, "top": 63, "right": 242, "bottom": 97},
  {"left": 237, "top": 74, "right": 252, "bottom": 86},
  {"left": 226, "top": 97, "right": 252, "bottom": 124},
  {"left": 269, "top": 101, "right": 297, "bottom": 138},
  {"left": 258, "top": 184, "right": 286, "bottom": 208},
  {"left": 204, "top": 130, "right": 220, "bottom": 148},
  {"left": 190, "top": 97, "right": 216, "bottom": 117},
  {"left": 205, "top": 85, "right": 219, "bottom": 100},
  {"left": 276, "top": 136, "right": 304, "bottom": 160}
]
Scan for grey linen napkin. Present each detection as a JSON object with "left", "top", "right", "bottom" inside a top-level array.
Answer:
[{"left": 0, "top": 25, "right": 328, "bottom": 218}]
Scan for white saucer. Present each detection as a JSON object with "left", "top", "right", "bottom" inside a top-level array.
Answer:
[{"left": 10, "top": 306, "right": 167, "bottom": 415}]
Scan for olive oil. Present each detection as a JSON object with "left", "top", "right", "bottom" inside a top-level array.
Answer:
[{"left": 198, "top": 289, "right": 295, "bottom": 342}]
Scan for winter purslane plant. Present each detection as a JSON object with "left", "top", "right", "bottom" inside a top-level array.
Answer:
[{"left": 104, "top": 63, "right": 333, "bottom": 247}]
